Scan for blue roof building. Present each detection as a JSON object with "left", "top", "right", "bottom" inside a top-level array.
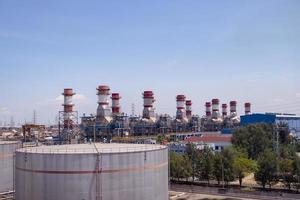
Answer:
[{"left": 240, "top": 113, "right": 300, "bottom": 139}]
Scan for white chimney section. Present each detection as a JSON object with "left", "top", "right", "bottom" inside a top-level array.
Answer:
[
  {"left": 186, "top": 100, "right": 192, "bottom": 119},
  {"left": 111, "top": 93, "right": 121, "bottom": 115},
  {"left": 230, "top": 101, "right": 237, "bottom": 116},
  {"left": 96, "top": 85, "right": 112, "bottom": 121},
  {"left": 62, "top": 88, "right": 75, "bottom": 129},
  {"left": 142, "top": 91, "right": 155, "bottom": 120},
  {"left": 211, "top": 98, "right": 220, "bottom": 119},
  {"left": 205, "top": 102, "right": 211, "bottom": 117},
  {"left": 176, "top": 95, "right": 187, "bottom": 120},
  {"left": 222, "top": 103, "right": 227, "bottom": 117}
]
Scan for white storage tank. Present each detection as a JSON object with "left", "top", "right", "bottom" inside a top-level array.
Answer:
[
  {"left": 16, "top": 143, "right": 168, "bottom": 200},
  {"left": 0, "top": 141, "right": 19, "bottom": 192}
]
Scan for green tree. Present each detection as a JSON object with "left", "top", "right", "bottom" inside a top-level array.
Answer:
[
  {"left": 279, "top": 144, "right": 296, "bottom": 159},
  {"left": 213, "top": 151, "right": 223, "bottom": 185},
  {"left": 195, "top": 146, "right": 214, "bottom": 184},
  {"left": 292, "top": 156, "right": 300, "bottom": 191},
  {"left": 220, "top": 147, "right": 236, "bottom": 184},
  {"left": 279, "top": 158, "right": 294, "bottom": 190},
  {"left": 156, "top": 134, "right": 169, "bottom": 144},
  {"left": 277, "top": 122, "right": 291, "bottom": 144},
  {"left": 170, "top": 152, "right": 192, "bottom": 181},
  {"left": 186, "top": 142, "right": 198, "bottom": 182},
  {"left": 255, "top": 149, "right": 278, "bottom": 189},
  {"left": 233, "top": 157, "right": 257, "bottom": 187},
  {"left": 232, "top": 123, "right": 273, "bottom": 159}
]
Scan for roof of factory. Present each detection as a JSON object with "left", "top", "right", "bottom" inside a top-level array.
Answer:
[
  {"left": 184, "top": 135, "right": 232, "bottom": 143},
  {"left": 16, "top": 143, "right": 167, "bottom": 154}
]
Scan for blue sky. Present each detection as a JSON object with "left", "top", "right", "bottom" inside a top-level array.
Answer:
[{"left": 0, "top": 0, "right": 299, "bottom": 125}]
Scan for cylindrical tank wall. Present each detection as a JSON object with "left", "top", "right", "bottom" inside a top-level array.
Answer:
[
  {"left": 15, "top": 144, "right": 168, "bottom": 200},
  {"left": 0, "top": 141, "right": 19, "bottom": 192}
]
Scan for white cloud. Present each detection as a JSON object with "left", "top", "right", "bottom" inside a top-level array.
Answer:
[
  {"left": 296, "top": 92, "right": 300, "bottom": 98},
  {"left": 39, "top": 93, "right": 88, "bottom": 107},
  {"left": 272, "top": 98, "right": 287, "bottom": 103},
  {"left": 74, "top": 94, "right": 87, "bottom": 101},
  {"left": 0, "top": 107, "right": 11, "bottom": 115},
  {"left": 55, "top": 93, "right": 87, "bottom": 101}
]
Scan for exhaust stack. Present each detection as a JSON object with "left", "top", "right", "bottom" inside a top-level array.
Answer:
[
  {"left": 230, "top": 101, "right": 237, "bottom": 116},
  {"left": 205, "top": 102, "right": 211, "bottom": 117},
  {"left": 176, "top": 95, "right": 187, "bottom": 121},
  {"left": 111, "top": 93, "right": 121, "bottom": 115},
  {"left": 186, "top": 100, "right": 192, "bottom": 119},
  {"left": 211, "top": 98, "right": 220, "bottom": 119},
  {"left": 62, "top": 88, "right": 75, "bottom": 129},
  {"left": 96, "top": 85, "right": 112, "bottom": 123},
  {"left": 222, "top": 104, "right": 227, "bottom": 117},
  {"left": 245, "top": 102, "right": 251, "bottom": 115},
  {"left": 142, "top": 91, "right": 155, "bottom": 120}
]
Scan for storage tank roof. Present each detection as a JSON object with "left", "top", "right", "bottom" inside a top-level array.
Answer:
[
  {"left": 0, "top": 141, "right": 19, "bottom": 145},
  {"left": 16, "top": 143, "right": 167, "bottom": 154}
]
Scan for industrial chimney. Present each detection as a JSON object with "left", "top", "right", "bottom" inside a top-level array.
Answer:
[
  {"left": 186, "top": 100, "right": 192, "bottom": 119},
  {"left": 211, "top": 99, "right": 220, "bottom": 119},
  {"left": 111, "top": 93, "right": 121, "bottom": 115},
  {"left": 230, "top": 101, "right": 237, "bottom": 116},
  {"left": 62, "top": 88, "right": 75, "bottom": 129},
  {"left": 222, "top": 104, "right": 227, "bottom": 117},
  {"left": 245, "top": 102, "right": 251, "bottom": 115},
  {"left": 142, "top": 91, "right": 155, "bottom": 120},
  {"left": 205, "top": 102, "right": 212, "bottom": 117},
  {"left": 96, "top": 85, "right": 112, "bottom": 123},
  {"left": 176, "top": 95, "right": 187, "bottom": 121}
]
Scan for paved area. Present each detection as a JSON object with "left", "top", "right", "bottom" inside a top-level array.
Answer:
[{"left": 170, "top": 191, "right": 255, "bottom": 200}]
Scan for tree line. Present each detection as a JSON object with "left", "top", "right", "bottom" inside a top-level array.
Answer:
[{"left": 170, "top": 123, "right": 300, "bottom": 191}]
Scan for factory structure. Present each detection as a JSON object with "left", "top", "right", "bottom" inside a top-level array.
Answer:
[
  {"left": 78, "top": 85, "right": 253, "bottom": 141},
  {"left": 58, "top": 88, "right": 79, "bottom": 143}
]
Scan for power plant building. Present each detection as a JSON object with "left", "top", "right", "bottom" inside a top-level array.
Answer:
[{"left": 241, "top": 113, "right": 300, "bottom": 138}]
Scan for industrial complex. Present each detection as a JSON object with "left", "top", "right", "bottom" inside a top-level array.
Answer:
[
  {"left": 77, "top": 85, "right": 255, "bottom": 143},
  {"left": 0, "top": 84, "right": 300, "bottom": 200}
]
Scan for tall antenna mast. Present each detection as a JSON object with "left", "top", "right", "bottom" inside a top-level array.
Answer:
[
  {"left": 131, "top": 103, "right": 135, "bottom": 116},
  {"left": 33, "top": 110, "right": 37, "bottom": 124}
]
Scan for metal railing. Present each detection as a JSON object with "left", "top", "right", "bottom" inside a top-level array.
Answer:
[{"left": 19, "top": 144, "right": 167, "bottom": 154}]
